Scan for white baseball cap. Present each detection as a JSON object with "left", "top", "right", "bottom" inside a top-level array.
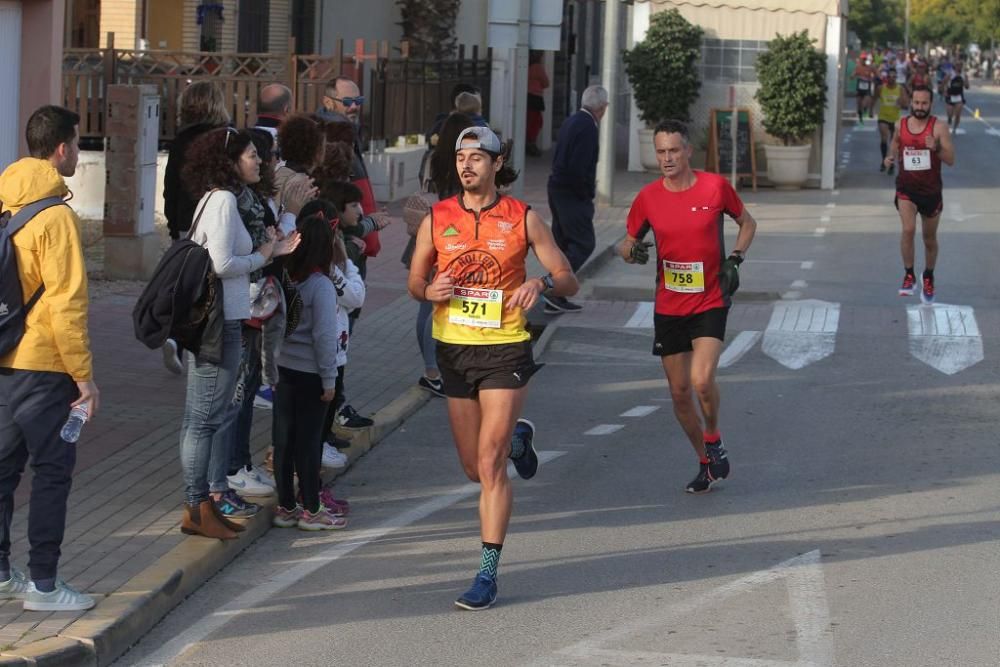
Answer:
[{"left": 455, "top": 126, "right": 502, "bottom": 156}]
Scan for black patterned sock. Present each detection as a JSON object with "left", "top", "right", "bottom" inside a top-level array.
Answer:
[{"left": 479, "top": 542, "right": 503, "bottom": 578}]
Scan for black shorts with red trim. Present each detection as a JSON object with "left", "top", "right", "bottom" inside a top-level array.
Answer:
[
  {"left": 895, "top": 189, "right": 943, "bottom": 218},
  {"left": 652, "top": 307, "right": 729, "bottom": 357}
]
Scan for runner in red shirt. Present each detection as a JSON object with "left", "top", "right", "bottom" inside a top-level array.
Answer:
[
  {"left": 884, "top": 85, "right": 955, "bottom": 303},
  {"left": 618, "top": 120, "right": 757, "bottom": 494}
]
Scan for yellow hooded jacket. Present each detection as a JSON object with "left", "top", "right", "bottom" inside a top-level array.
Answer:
[{"left": 0, "top": 158, "right": 92, "bottom": 381}]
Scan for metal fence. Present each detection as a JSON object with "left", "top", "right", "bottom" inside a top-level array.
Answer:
[
  {"left": 370, "top": 45, "right": 492, "bottom": 141},
  {"left": 63, "top": 36, "right": 491, "bottom": 147}
]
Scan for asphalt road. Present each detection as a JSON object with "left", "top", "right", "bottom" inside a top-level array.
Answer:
[{"left": 118, "top": 87, "right": 1000, "bottom": 667}]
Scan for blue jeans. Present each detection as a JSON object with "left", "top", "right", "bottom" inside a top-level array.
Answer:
[
  {"left": 180, "top": 320, "right": 242, "bottom": 505},
  {"left": 227, "top": 325, "right": 262, "bottom": 474},
  {"left": 416, "top": 300, "right": 436, "bottom": 373}
]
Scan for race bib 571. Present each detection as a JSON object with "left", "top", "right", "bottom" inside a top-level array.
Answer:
[{"left": 448, "top": 287, "right": 503, "bottom": 328}]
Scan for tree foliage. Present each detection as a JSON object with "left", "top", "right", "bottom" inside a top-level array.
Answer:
[
  {"left": 396, "top": 0, "right": 462, "bottom": 59},
  {"left": 912, "top": 0, "right": 1000, "bottom": 46},
  {"left": 848, "top": 0, "right": 905, "bottom": 47},
  {"left": 754, "top": 32, "right": 828, "bottom": 146},
  {"left": 622, "top": 8, "right": 703, "bottom": 126}
]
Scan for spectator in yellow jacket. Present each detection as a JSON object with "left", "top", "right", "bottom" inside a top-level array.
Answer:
[{"left": 0, "top": 105, "right": 98, "bottom": 611}]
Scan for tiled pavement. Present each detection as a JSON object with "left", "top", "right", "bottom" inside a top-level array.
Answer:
[{"left": 0, "top": 157, "right": 643, "bottom": 652}]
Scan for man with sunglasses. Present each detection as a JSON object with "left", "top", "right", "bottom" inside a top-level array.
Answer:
[{"left": 317, "top": 77, "right": 382, "bottom": 429}]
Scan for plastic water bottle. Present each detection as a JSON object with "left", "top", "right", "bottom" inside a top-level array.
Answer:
[{"left": 60, "top": 404, "right": 89, "bottom": 444}]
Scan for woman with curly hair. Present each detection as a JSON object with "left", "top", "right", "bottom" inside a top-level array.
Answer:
[
  {"left": 161, "top": 82, "right": 231, "bottom": 374},
  {"left": 178, "top": 127, "right": 299, "bottom": 539}
]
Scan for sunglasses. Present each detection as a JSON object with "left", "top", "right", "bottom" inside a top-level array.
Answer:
[
  {"left": 223, "top": 126, "right": 238, "bottom": 149},
  {"left": 331, "top": 96, "right": 365, "bottom": 107}
]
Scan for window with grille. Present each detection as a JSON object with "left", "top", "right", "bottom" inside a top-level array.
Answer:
[
  {"left": 700, "top": 39, "right": 766, "bottom": 84},
  {"left": 238, "top": 0, "right": 271, "bottom": 53},
  {"left": 198, "top": 2, "right": 224, "bottom": 52}
]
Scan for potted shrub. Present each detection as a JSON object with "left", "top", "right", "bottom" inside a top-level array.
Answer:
[
  {"left": 623, "top": 9, "right": 703, "bottom": 171},
  {"left": 755, "top": 31, "right": 827, "bottom": 189}
]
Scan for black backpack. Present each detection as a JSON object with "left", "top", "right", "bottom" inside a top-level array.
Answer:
[{"left": 0, "top": 197, "right": 67, "bottom": 356}]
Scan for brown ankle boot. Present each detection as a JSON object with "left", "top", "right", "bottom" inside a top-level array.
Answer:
[
  {"left": 209, "top": 498, "right": 246, "bottom": 532},
  {"left": 181, "top": 501, "right": 238, "bottom": 540}
]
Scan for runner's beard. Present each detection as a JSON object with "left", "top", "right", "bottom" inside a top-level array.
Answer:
[{"left": 912, "top": 109, "right": 929, "bottom": 119}]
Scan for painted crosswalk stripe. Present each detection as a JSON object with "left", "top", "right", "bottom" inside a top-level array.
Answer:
[
  {"left": 762, "top": 299, "right": 840, "bottom": 370},
  {"left": 620, "top": 405, "right": 659, "bottom": 418},
  {"left": 625, "top": 302, "right": 654, "bottom": 328},
  {"left": 719, "top": 330, "right": 762, "bottom": 368},
  {"left": 906, "top": 303, "right": 983, "bottom": 375},
  {"left": 584, "top": 424, "right": 625, "bottom": 436}
]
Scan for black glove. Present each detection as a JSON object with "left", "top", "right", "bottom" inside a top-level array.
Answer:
[
  {"left": 629, "top": 241, "right": 653, "bottom": 265},
  {"left": 718, "top": 255, "right": 742, "bottom": 298}
]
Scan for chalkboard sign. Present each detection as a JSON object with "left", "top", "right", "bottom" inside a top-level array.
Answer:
[{"left": 707, "top": 108, "right": 757, "bottom": 191}]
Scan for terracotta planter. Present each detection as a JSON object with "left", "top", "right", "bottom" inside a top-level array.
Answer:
[
  {"left": 638, "top": 128, "right": 659, "bottom": 172},
  {"left": 763, "top": 143, "right": 812, "bottom": 190}
]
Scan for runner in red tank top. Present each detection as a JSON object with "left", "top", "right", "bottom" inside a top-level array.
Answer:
[{"left": 884, "top": 85, "right": 955, "bottom": 303}]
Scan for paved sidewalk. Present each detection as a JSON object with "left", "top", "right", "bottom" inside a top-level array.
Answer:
[{"left": 0, "top": 157, "right": 644, "bottom": 664}]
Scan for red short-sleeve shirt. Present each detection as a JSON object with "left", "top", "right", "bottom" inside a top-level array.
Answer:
[{"left": 626, "top": 171, "right": 745, "bottom": 316}]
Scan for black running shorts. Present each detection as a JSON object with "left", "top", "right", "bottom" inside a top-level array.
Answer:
[
  {"left": 895, "top": 190, "right": 943, "bottom": 218},
  {"left": 652, "top": 307, "right": 729, "bottom": 357},
  {"left": 436, "top": 341, "right": 541, "bottom": 398}
]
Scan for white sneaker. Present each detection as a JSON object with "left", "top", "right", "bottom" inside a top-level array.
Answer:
[
  {"left": 23, "top": 580, "right": 95, "bottom": 612},
  {"left": 248, "top": 464, "right": 276, "bottom": 488},
  {"left": 321, "top": 443, "right": 348, "bottom": 469},
  {"left": 0, "top": 568, "right": 30, "bottom": 600},
  {"left": 226, "top": 467, "right": 275, "bottom": 496}
]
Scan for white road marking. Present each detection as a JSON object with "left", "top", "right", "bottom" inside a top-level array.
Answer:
[
  {"left": 853, "top": 124, "right": 876, "bottom": 132},
  {"left": 814, "top": 227, "right": 827, "bottom": 237},
  {"left": 907, "top": 303, "right": 983, "bottom": 375},
  {"left": 625, "top": 301, "right": 654, "bottom": 328},
  {"left": 584, "top": 424, "right": 625, "bottom": 436},
  {"left": 535, "top": 550, "right": 832, "bottom": 667},
  {"left": 820, "top": 215, "right": 831, "bottom": 223},
  {"left": 762, "top": 299, "right": 840, "bottom": 370},
  {"left": 988, "top": 128, "right": 1000, "bottom": 137},
  {"left": 620, "top": 405, "right": 659, "bottom": 418},
  {"left": 801, "top": 261, "right": 814, "bottom": 270},
  {"left": 791, "top": 280, "right": 808, "bottom": 288},
  {"left": 746, "top": 260, "right": 812, "bottom": 265},
  {"left": 781, "top": 291, "right": 803, "bottom": 300},
  {"left": 825, "top": 202, "right": 836, "bottom": 208},
  {"left": 719, "top": 330, "right": 762, "bottom": 368},
  {"left": 136, "top": 451, "right": 569, "bottom": 667},
  {"left": 832, "top": 190, "right": 840, "bottom": 196},
  {"left": 953, "top": 127, "right": 966, "bottom": 135},
  {"left": 945, "top": 202, "right": 979, "bottom": 222}
]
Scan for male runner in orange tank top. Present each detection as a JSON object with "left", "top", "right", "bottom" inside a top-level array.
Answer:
[{"left": 408, "top": 127, "right": 578, "bottom": 610}]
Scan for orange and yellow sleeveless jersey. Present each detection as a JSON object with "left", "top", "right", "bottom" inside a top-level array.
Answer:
[{"left": 430, "top": 194, "right": 532, "bottom": 345}]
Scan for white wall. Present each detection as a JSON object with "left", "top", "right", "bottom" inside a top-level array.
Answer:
[
  {"left": 64, "top": 151, "right": 169, "bottom": 223},
  {"left": 319, "top": 0, "right": 401, "bottom": 52},
  {"left": 319, "top": 1, "right": 488, "bottom": 54},
  {"left": 0, "top": 1, "right": 21, "bottom": 173}
]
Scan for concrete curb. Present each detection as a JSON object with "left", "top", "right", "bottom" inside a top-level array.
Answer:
[{"left": 1, "top": 386, "right": 433, "bottom": 667}]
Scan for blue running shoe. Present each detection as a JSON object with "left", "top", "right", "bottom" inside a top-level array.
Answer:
[
  {"left": 254, "top": 386, "right": 274, "bottom": 410},
  {"left": 454, "top": 573, "right": 497, "bottom": 611},
  {"left": 510, "top": 418, "right": 538, "bottom": 480}
]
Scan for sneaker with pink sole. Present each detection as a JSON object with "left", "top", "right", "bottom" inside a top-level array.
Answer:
[{"left": 298, "top": 508, "right": 348, "bottom": 531}]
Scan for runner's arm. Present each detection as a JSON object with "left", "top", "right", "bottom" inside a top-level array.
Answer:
[
  {"left": 731, "top": 208, "right": 757, "bottom": 256},
  {"left": 407, "top": 213, "right": 452, "bottom": 303},
  {"left": 510, "top": 209, "right": 578, "bottom": 310},
  {"left": 936, "top": 120, "right": 956, "bottom": 166},
  {"left": 884, "top": 120, "right": 902, "bottom": 166}
]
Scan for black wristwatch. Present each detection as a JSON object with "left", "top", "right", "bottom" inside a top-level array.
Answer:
[
  {"left": 539, "top": 274, "right": 555, "bottom": 291},
  {"left": 729, "top": 250, "right": 745, "bottom": 266}
]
